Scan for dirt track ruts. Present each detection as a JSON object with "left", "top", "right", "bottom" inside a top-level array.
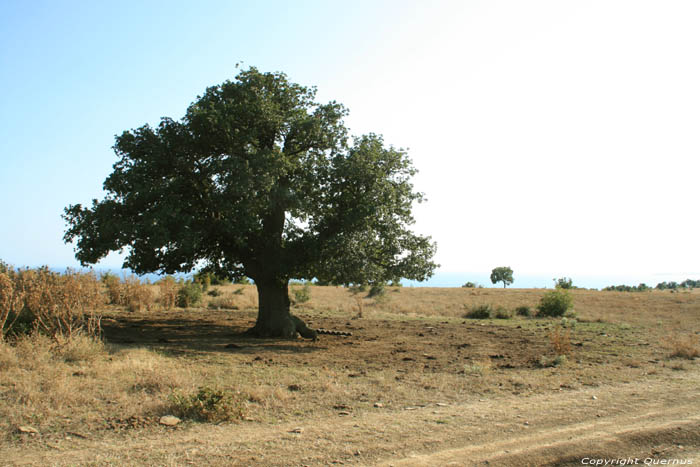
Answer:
[{"left": 6, "top": 367, "right": 699, "bottom": 466}]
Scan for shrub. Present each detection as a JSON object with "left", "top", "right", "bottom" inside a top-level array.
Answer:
[
  {"left": 367, "top": 283, "right": 386, "bottom": 298},
  {"left": 493, "top": 306, "right": 513, "bottom": 319},
  {"left": 53, "top": 334, "right": 105, "bottom": 363},
  {"left": 122, "top": 275, "right": 155, "bottom": 312},
  {"left": 168, "top": 386, "right": 245, "bottom": 422},
  {"left": 1, "top": 266, "right": 104, "bottom": 340},
  {"left": 554, "top": 277, "right": 573, "bottom": 289},
  {"left": 157, "top": 276, "right": 179, "bottom": 309},
  {"left": 549, "top": 326, "right": 572, "bottom": 355},
  {"left": 177, "top": 281, "right": 203, "bottom": 308},
  {"left": 291, "top": 283, "right": 311, "bottom": 305},
  {"left": 560, "top": 317, "right": 577, "bottom": 329},
  {"left": 462, "top": 282, "right": 477, "bottom": 288},
  {"left": 464, "top": 304, "right": 492, "bottom": 319},
  {"left": 515, "top": 306, "right": 532, "bottom": 317},
  {"left": 194, "top": 271, "right": 232, "bottom": 288},
  {"left": 538, "top": 354, "right": 567, "bottom": 368},
  {"left": 102, "top": 272, "right": 124, "bottom": 305},
  {"left": 207, "top": 288, "right": 223, "bottom": 297},
  {"left": 349, "top": 284, "right": 367, "bottom": 294},
  {"left": 537, "top": 289, "right": 573, "bottom": 317},
  {"left": 207, "top": 295, "right": 238, "bottom": 310},
  {"left": 669, "top": 334, "right": 700, "bottom": 360}
]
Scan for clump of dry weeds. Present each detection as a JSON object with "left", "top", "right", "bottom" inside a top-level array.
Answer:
[
  {"left": 167, "top": 386, "right": 247, "bottom": 422},
  {"left": 548, "top": 326, "right": 572, "bottom": 356},
  {"left": 156, "top": 276, "right": 179, "bottom": 309},
  {"left": 103, "top": 273, "right": 156, "bottom": 312},
  {"left": 668, "top": 334, "right": 700, "bottom": 360},
  {"left": 1, "top": 265, "right": 104, "bottom": 341}
]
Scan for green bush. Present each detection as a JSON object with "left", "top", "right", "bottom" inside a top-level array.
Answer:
[
  {"left": 464, "top": 304, "right": 492, "bottom": 319},
  {"left": 515, "top": 306, "right": 532, "bottom": 317},
  {"left": 554, "top": 277, "right": 573, "bottom": 289},
  {"left": 291, "top": 283, "right": 311, "bottom": 305},
  {"left": 462, "top": 281, "right": 477, "bottom": 288},
  {"left": 177, "top": 281, "right": 203, "bottom": 308},
  {"left": 493, "top": 307, "right": 513, "bottom": 319},
  {"left": 168, "top": 386, "right": 245, "bottom": 422},
  {"left": 367, "top": 283, "right": 386, "bottom": 298},
  {"left": 537, "top": 289, "right": 573, "bottom": 317},
  {"left": 349, "top": 284, "right": 367, "bottom": 294}
]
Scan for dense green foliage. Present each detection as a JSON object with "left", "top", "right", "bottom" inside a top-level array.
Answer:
[
  {"left": 63, "top": 67, "right": 436, "bottom": 285},
  {"left": 603, "top": 283, "right": 651, "bottom": 292},
  {"left": 537, "top": 289, "right": 574, "bottom": 317},
  {"left": 176, "top": 280, "right": 203, "bottom": 308},
  {"left": 603, "top": 279, "right": 699, "bottom": 292},
  {"left": 464, "top": 304, "right": 492, "bottom": 319},
  {"left": 554, "top": 277, "right": 573, "bottom": 289},
  {"left": 63, "top": 67, "right": 437, "bottom": 336},
  {"left": 490, "top": 267, "right": 514, "bottom": 288}
]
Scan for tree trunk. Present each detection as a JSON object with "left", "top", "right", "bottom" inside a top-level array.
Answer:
[{"left": 247, "top": 279, "right": 316, "bottom": 339}]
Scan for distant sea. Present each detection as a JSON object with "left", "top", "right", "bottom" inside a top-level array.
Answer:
[{"left": 45, "top": 266, "right": 699, "bottom": 290}]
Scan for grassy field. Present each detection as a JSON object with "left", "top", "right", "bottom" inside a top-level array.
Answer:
[{"left": 1, "top": 283, "right": 699, "bottom": 465}]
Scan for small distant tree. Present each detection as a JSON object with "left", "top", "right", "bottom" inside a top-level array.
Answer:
[
  {"left": 490, "top": 267, "right": 514, "bottom": 288},
  {"left": 554, "top": 277, "right": 573, "bottom": 289}
]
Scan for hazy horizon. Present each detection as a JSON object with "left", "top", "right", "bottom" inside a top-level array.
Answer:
[{"left": 9, "top": 262, "right": 695, "bottom": 291}]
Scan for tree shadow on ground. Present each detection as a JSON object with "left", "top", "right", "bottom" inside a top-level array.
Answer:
[{"left": 100, "top": 310, "right": 321, "bottom": 356}]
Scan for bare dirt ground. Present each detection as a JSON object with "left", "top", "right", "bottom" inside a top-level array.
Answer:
[
  {"left": 5, "top": 367, "right": 699, "bottom": 466},
  {"left": 2, "top": 287, "right": 699, "bottom": 466}
]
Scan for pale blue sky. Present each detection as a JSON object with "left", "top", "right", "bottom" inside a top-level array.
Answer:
[{"left": 1, "top": 1, "right": 699, "bottom": 288}]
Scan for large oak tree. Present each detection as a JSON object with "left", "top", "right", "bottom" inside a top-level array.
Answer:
[{"left": 64, "top": 68, "right": 437, "bottom": 338}]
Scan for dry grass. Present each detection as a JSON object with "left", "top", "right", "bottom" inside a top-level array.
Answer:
[
  {"left": 668, "top": 333, "right": 700, "bottom": 359},
  {"left": 1, "top": 267, "right": 104, "bottom": 341},
  {"left": 1, "top": 282, "right": 699, "bottom": 460}
]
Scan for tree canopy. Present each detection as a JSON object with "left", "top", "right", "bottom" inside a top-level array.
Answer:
[
  {"left": 490, "top": 267, "right": 514, "bottom": 288},
  {"left": 63, "top": 67, "right": 437, "bottom": 337}
]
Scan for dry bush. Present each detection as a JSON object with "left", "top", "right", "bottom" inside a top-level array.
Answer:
[
  {"left": 0, "top": 339, "right": 19, "bottom": 370},
  {"left": 102, "top": 273, "right": 124, "bottom": 305},
  {"left": 668, "top": 334, "right": 700, "bottom": 360},
  {"left": 157, "top": 276, "right": 179, "bottom": 309},
  {"left": 53, "top": 334, "right": 105, "bottom": 363},
  {"left": 1, "top": 266, "right": 104, "bottom": 340},
  {"left": 122, "top": 275, "right": 155, "bottom": 312},
  {"left": 167, "top": 386, "right": 246, "bottom": 422},
  {"left": 207, "top": 294, "right": 239, "bottom": 310},
  {"left": 0, "top": 272, "right": 22, "bottom": 338},
  {"left": 102, "top": 273, "right": 155, "bottom": 312},
  {"left": 549, "top": 326, "right": 572, "bottom": 356}
]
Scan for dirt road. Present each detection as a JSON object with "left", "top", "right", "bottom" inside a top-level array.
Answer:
[{"left": 6, "top": 366, "right": 698, "bottom": 466}]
